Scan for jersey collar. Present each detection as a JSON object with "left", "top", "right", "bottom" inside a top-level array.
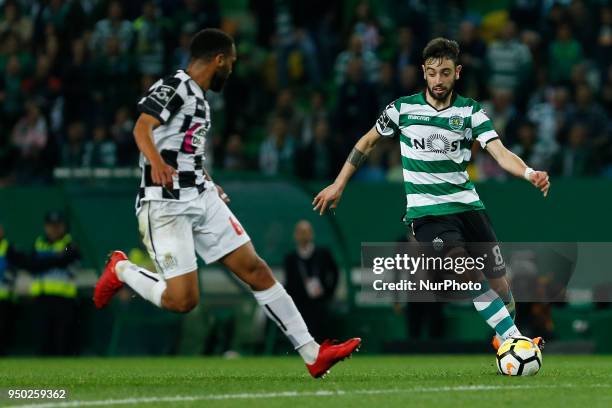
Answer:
[{"left": 420, "top": 90, "right": 457, "bottom": 112}]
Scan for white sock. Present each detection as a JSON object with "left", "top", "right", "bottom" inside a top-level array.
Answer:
[
  {"left": 297, "top": 340, "right": 320, "bottom": 364},
  {"left": 253, "top": 282, "right": 319, "bottom": 363},
  {"left": 116, "top": 260, "right": 166, "bottom": 308}
]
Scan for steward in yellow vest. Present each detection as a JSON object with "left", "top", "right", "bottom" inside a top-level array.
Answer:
[
  {"left": 30, "top": 210, "right": 81, "bottom": 355},
  {"left": 0, "top": 220, "right": 78, "bottom": 355}
]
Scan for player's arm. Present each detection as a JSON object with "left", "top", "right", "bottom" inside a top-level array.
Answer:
[
  {"left": 312, "top": 126, "right": 382, "bottom": 215},
  {"left": 133, "top": 113, "right": 177, "bottom": 187},
  {"left": 485, "top": 139, "right": 550, "bottom": 197},
  {"left": 135, "top": 77, "right": 187, "bottom": 188}
]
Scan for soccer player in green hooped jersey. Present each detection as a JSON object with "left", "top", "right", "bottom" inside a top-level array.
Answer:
[{"left": 313, "top": 38, "right": 550, "bottom": 350}]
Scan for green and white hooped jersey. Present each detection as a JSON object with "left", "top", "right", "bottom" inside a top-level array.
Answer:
[{"left": 375, "top": 92, "right": 499, "bottom": 222}]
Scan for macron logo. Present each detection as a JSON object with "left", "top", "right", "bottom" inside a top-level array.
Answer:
[{"left": 407, "top": 115, "right": 430, "bottom": 121}]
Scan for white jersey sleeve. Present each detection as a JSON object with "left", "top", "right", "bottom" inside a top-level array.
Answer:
[
  {"left": 470, "top": 103, "right": 499, "bottom": 148},
  {"left": 137, "top": 76, "right": 188, "bottom": 124}
]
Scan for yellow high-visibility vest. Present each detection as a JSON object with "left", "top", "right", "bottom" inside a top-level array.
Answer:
[{"left": 30, "top": 234, "right": 77, "bottom": 298}]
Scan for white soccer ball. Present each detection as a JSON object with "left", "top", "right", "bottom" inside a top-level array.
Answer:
[{"left": 496, "top": 336, "right": 542, "bottom": 376}]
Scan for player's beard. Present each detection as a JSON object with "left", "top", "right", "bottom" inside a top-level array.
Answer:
[
  {"left": 209, "top": 67, "right": 231, "bottom": 92},
  {"left": 426, "top": 80, "right": 455, "bottom": 102}
]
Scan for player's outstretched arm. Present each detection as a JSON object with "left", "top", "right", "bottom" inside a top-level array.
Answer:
[
  {"left": 133, "top": 113, "right": 177, "bottom": 188},
  {"left": 485, "top": 139, "right": 550, "bottom": 197},
  {"left": 313, "top": 126, "right": 381, "bottom": 215}
]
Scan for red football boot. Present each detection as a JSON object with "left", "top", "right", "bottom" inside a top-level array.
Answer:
[
  {"left": 93, "top": 250, "right": 128, "bottom": 309},
  {"left": 307, "top": 338, "right": 361, "bottom": 378}
]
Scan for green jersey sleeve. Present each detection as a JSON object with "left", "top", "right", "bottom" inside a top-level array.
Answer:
[
  {"left": 471, "top": 102, "right": 499, "bottom": 148},
  {"left": 375, "top": 100, "right": 401, "bottom": 138}
]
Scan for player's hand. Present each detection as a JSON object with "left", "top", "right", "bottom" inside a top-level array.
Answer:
[
  {"left": 216, "top": 184, "right": 230, "bottom": 203},
  {"left": 312, "top": 182, "right": 343, "bottom": 215},
  {"left": 151, "top": 159, "right": 177, "bottom": 190},
  {"left": 529, "top": 170, "right": 550, "bottom": 197}
]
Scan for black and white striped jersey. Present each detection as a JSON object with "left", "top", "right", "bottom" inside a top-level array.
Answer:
[{"left": 135, "top": 69, "right": 212, "bottom": 212}]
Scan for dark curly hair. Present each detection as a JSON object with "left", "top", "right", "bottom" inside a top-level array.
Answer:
[
  {"left": 422, "top": 37, "right": 460, "bottom": 65},
  {"left": 190, "top": 28, "right": 234, "bottom": 61}
]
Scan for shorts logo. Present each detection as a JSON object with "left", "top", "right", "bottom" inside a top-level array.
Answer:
[
  {"left": 150, "top": 85, "right": 175, "bottom": 106},
  {"left": 433, "top": 236, "right": 444, "bottom": 251},
  {"left": 448, "top": 115, "right": 464, "bottom": 131},
  {"left": 161, "top": 253, "right": 178, "bottom": 270},
  {"left": 229, "top": 217, "right": 244, "bottom": 236}
]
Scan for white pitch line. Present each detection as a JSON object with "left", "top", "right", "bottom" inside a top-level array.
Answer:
[{"left": 5, "top": 384, "right": 610, "bottom": 408}]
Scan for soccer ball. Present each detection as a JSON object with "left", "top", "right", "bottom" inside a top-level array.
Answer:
[{"left": 496, "top": 336, "right": 542, "bottom": 376}]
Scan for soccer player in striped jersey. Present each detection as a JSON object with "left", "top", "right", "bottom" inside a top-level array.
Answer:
[
  {"left": 314, "top": 38, "right": 549, "bottom": 350},
  {"left": 94, "top": 28, "right": 360, "bottom": 377}
]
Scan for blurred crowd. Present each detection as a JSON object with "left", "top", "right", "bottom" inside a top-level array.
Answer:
[{"left": 0, "top": 0, "right": 611, "bottom": 186}]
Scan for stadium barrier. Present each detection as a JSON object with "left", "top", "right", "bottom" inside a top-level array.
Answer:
[{"left": 1, "top": 175, "right": 611, "bottom": 354}]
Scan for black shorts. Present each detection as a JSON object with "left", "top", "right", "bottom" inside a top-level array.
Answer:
[{"left": 411, "top": 209, "right": 506, "bottom": 279}]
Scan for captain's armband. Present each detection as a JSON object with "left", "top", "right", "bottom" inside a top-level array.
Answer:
[{"left": 347, "top": 148, "right": 367, "bottom": 168}]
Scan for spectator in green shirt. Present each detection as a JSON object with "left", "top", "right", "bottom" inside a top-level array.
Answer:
[{"left": 549, "top": 23, "right": 583, "bottom": 84}]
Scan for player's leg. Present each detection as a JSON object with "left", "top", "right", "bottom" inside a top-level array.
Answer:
[
  {"left": 194, "top": 188, "right": 360, "bottom": 377},
  {"left": 115, "top": 260, "right": 200, "bottom": 313},
  {"left": 95, "top": 201, "right": 200, "bottom": 313},
  {"left": 470, "top": 272, "right": 520, "bottom": 340},
  {"left": 461, "top": 210, "right": 518, "bottom": 335},
  {"left": 462, "top": 210, "right": 515, "bottom": 311},
  {"left": 192, "top": 189, "right": 318, "bottom": 360},
  {"left": 413, "top": 214, "right": 520, "bottom": 341},
  {"left": 218, "top": 241, "right": 360, "bottom": 377},
  {"left": 488, "top": 276, "right": 515, "bottom": 320},
  {"left": 219, "top": 242, "right": 320, "bottom": 360}
]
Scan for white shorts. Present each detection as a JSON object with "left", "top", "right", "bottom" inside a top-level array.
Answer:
[{"left": 137, "top": 187, "right": 251, "bottom": 279}]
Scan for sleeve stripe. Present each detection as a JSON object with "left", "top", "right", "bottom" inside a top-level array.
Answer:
[
  {"left": 471, "top": 110, "right": 489, "bottom": 128},
  {"left": 473, "top": 120, "right": 495, "bottom": 136},
  {"left": 137, "top": 102, "right": 165, "bottom": 123},
  {"left": 476, "top": 130, "right": 499, "bottom": 148},
  {"left": 375, "top": 122, "right": 396, "bottom": 137},
  {"left": 388, "top": 103, "right": 400, "bottom": 124},
  {"left": 483, "top": 136, "right": 499, "bottom": 146}
]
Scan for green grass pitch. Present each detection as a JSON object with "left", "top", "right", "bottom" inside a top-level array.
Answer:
[{"left": 1, "top": 356, "right": 611, "bottom": 407}]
